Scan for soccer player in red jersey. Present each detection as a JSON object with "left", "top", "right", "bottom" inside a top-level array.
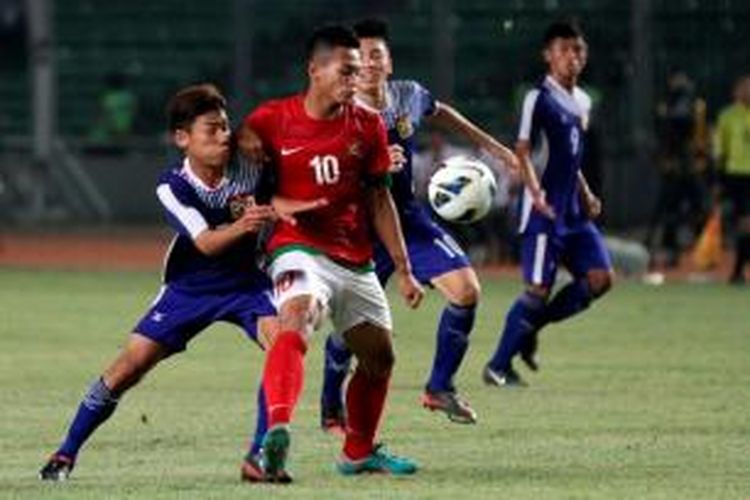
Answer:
[{"left": 239, "top": 25, "right": 424, "bottom": 480}]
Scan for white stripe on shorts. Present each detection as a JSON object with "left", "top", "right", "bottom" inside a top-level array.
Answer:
[{"left": 532, "top": 233, "right": 548, "bottom": 285}]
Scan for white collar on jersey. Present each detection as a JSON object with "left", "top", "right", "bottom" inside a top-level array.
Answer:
[
  {"left": 353, "top": 85, "right": 392, "bottom": 114},
  {"left": 543, "top": 75, "right": 591, "bottom": 119},
  {"left": 182, "top": 157, "right": 229, "bottom": 192}
]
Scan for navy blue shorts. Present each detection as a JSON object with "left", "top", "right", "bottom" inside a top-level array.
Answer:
[
  {"left": 374, "top": 206, "right": 471, "bottom": 286},
  {"left": 133, "top": 284, "right": 276, "bottom": 353},
  {"left": 521, "top": 221, "right": 612, "bottom": 287}
]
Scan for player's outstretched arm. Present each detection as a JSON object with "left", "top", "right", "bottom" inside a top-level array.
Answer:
[
  {"left": 429, "top": 102, "right": 520, "bottom": 173},
  {"left": 194, "top": 203, "right": 276, "bottom": 256},
  {"left": 517, "top": 140, "right": 555, "bottom": 219},
  {"left": 367, "top": 185, "right": 423, "bottom": 309}
]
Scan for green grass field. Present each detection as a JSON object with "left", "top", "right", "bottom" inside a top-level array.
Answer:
[{"left": 1, "top": 268, "right": 748, "bottom": 499}]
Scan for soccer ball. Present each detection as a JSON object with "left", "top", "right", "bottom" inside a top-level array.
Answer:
[{"left": 428, "top": 156, "right": 497, "bottom": 223}]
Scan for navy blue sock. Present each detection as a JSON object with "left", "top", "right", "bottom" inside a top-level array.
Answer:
[
  {"left": 544, "top": 279, "right": 593, "bottom": 324},
  {"left": 321, "top": 334, "right": 351, "bottom": 410},
  {"left": 426, "top": 303, "right": 476, "bottom": 393},
  {"left": 488, "top": 293, "right": 546, "bottom": 372},
  {"left": 57, "top": 378, "right": 119, "bottom": 460},
  {"left": 248, "top": 385, "right": 267, "bottom": 457}
]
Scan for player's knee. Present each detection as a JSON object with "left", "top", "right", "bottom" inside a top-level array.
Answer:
[
  {"left": 451, "top": 280, "right": 481, "bottom": 306},
  {"left": 279, "top": 297, "right": 319, "bottom": 333},
  {"left": 588, "top": 270, "right": 614, "bottom": 298},
  {"left": 360, "top": 343, "right": 395, "bottom": 379}
]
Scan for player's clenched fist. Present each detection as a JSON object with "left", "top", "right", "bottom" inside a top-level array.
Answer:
[
  {"left": 388, "top": 144, "right": 406, "bottom": 172},
  {"left": 396, "top": 270, "right": 424, "bottom": 309}
]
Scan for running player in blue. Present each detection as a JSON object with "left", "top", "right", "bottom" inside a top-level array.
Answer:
[
  {"left": 318, "top": 18, "right": 519, "bottom": 428},
  {"left": 484, "top": 21, "right": 614, "bottom": 387},
  {"left": 38, "top": 84, "right": 301, "bottom": 482}
]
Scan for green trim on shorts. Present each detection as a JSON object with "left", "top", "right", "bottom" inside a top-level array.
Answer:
[
  {"left": 269, "top": 244, "right": 375, "bottom": 274},
  {"left": 366, "top": 173, "right": 392, "bottom": 189}
]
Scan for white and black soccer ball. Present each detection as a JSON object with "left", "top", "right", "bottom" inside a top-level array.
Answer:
[{"left": 428, "top": 156, "right": 497, "bottom": 224}]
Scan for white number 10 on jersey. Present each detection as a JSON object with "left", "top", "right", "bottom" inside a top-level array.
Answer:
[{"left": 310, "top": 155, "right": 340, "bottom": 185}]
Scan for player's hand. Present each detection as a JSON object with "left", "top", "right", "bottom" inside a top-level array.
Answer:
[
  {"left": 271, "top": 196, "right": 329, "bottom": 226},
  {"left": 531, "top": 189, "right": 555, "bottom": 219},
  {"left": 388, "top": 144, "right": 406, "bottom": 172},
  {"left": 396, "top": 271, "right": 424, "bottom": 309},
  {"left": 582, "top": 192, "right": 602, "bottom": 219},
  {"left": 237, "top": 204, "right": 276, "bottom": 233},
  {"left": 238, "top": 126, "right": 269, "bottom": 164}
]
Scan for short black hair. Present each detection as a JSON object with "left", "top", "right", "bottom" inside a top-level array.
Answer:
[
  {"left": 353, "top": 18, "right": 389, "bottom": 41},
  {"left": 305, "top": 24, "right": 360, "bottom": 61},
  {"left": 166, "top": 84, "right": 226, "bottom": 132},
  {"left": 543, "top": 21, "right": 583, "bottom": 47}
]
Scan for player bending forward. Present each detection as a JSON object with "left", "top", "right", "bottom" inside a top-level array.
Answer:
[
  {"left": 239, "top": 25, "right": 423, "bottom": 481},
  {"left": 484, "top": 21, "right": 614, "bottom": 386},
  {"left": 39, "top": 84, "right": 301, "bottom": 481}
]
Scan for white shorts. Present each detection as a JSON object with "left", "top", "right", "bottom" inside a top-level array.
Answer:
[{"left": 268, "top": 250, "right": 393, "bottom": 336}]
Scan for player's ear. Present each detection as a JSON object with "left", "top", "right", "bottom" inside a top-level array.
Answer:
[
  {"left": 307, "top": 59, "right": 317, "bottom": 82},
  {"left": 173, "top": 128, "right": 190, "bottom": 149},
  {"left": 542, "top": 47, "right": 552, "bottom": 64}
]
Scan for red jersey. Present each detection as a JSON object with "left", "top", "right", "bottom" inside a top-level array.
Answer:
[{"left": 246, "top": 95, "right": 391, "bottom": 267}]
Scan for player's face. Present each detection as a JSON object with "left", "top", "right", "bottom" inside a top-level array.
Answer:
[
  {"left": 310, "top": 47, "right": 362, "bottom": 105},
  {"left": 358, "top": 37, "right": 392, "bottom": 92},
  {"left": 544, "top": 36, "right": 587, "bottom": 85},
  {"left": 175, "top": 110, "right": 231, "bottom": 168}
]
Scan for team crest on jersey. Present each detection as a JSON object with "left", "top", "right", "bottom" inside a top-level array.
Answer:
[
  {"left": 395, "top": 114, "right": 413, "bottom": 139},
  {"left": 228, "top": 193, "right": 254, "bottom": 220},
  {"left": 348, "top": 140, "right": 364, "bottom": 158}
]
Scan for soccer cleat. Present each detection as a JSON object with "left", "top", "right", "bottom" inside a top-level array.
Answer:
[
  {"left": 261, "top": 426, "right": 292, "bottom": 484},
  {"left": 482, "top": 365, "right": 527, "bottom": 388},
  {"left": 241, "top": 452, "right": 293, "bottom": 484},
  {"left": 421, "top": 390, "right": 477, "bottom": 424},
  {"left": 39, "top": 454, "right": 74, "bottom": 481},
  {"left": 320, "top": 404, "right": 346, "bottom": 436},
  {"left": 240, "top": 453, "right": 265, "bottom": 483},
  {"left": 337, "top": 444, "right": 418, "bottom": 476},
  {"left": 519, "top": 331, "right": 540, "bottom": 371}
]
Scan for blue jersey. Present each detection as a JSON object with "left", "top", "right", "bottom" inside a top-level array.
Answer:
[
  {"left": 359, "top": 79, "right": 436, "bottom": 210},
  {"left": 363, "top": 80, "right": 472, "bottom": 285},
  {"left": 517, "top": 75, "right": 592, "bottom": 234},
  {"left": 155, "top": 157, "right": 270, "bottom": 293}
]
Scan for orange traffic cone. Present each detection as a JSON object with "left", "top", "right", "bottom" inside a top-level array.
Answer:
[{"left": 692, "top": 208, "right": 723, "bottom": 270}]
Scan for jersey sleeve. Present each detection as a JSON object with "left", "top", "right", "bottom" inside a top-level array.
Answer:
[
  {"left": 412, "top": 81, "right": 437, "bottom": 118},
  {"left": 155, "top": 175, "right": 209, "bottom": 240},
  {"left": 243, "top": 102, "right": 277, "bottom": 148},
  {"left": 518, "top": 89, "right": 541, "bottom": 142},
  {"left": 365, "top": 115, "right": 393, "bottom": 186}
]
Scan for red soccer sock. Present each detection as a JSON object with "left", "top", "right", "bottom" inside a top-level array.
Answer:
[
  {"left": 343, "top": 367, "right": 390, "bottom": 461},
  {"left": 262, "top": 330, "right": 307, "bottom": 428}
]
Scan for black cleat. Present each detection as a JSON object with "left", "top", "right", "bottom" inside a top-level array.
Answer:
[
  {"left": 482, "top": 365, "right": 527, "bottom": 388},
  {"left": 39, "top": 454, "right": 74, "bottom": 481}
]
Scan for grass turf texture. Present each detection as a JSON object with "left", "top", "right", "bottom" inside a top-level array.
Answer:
[{"left": 1, "top": 268, "right": 748, "bottom": 499}]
